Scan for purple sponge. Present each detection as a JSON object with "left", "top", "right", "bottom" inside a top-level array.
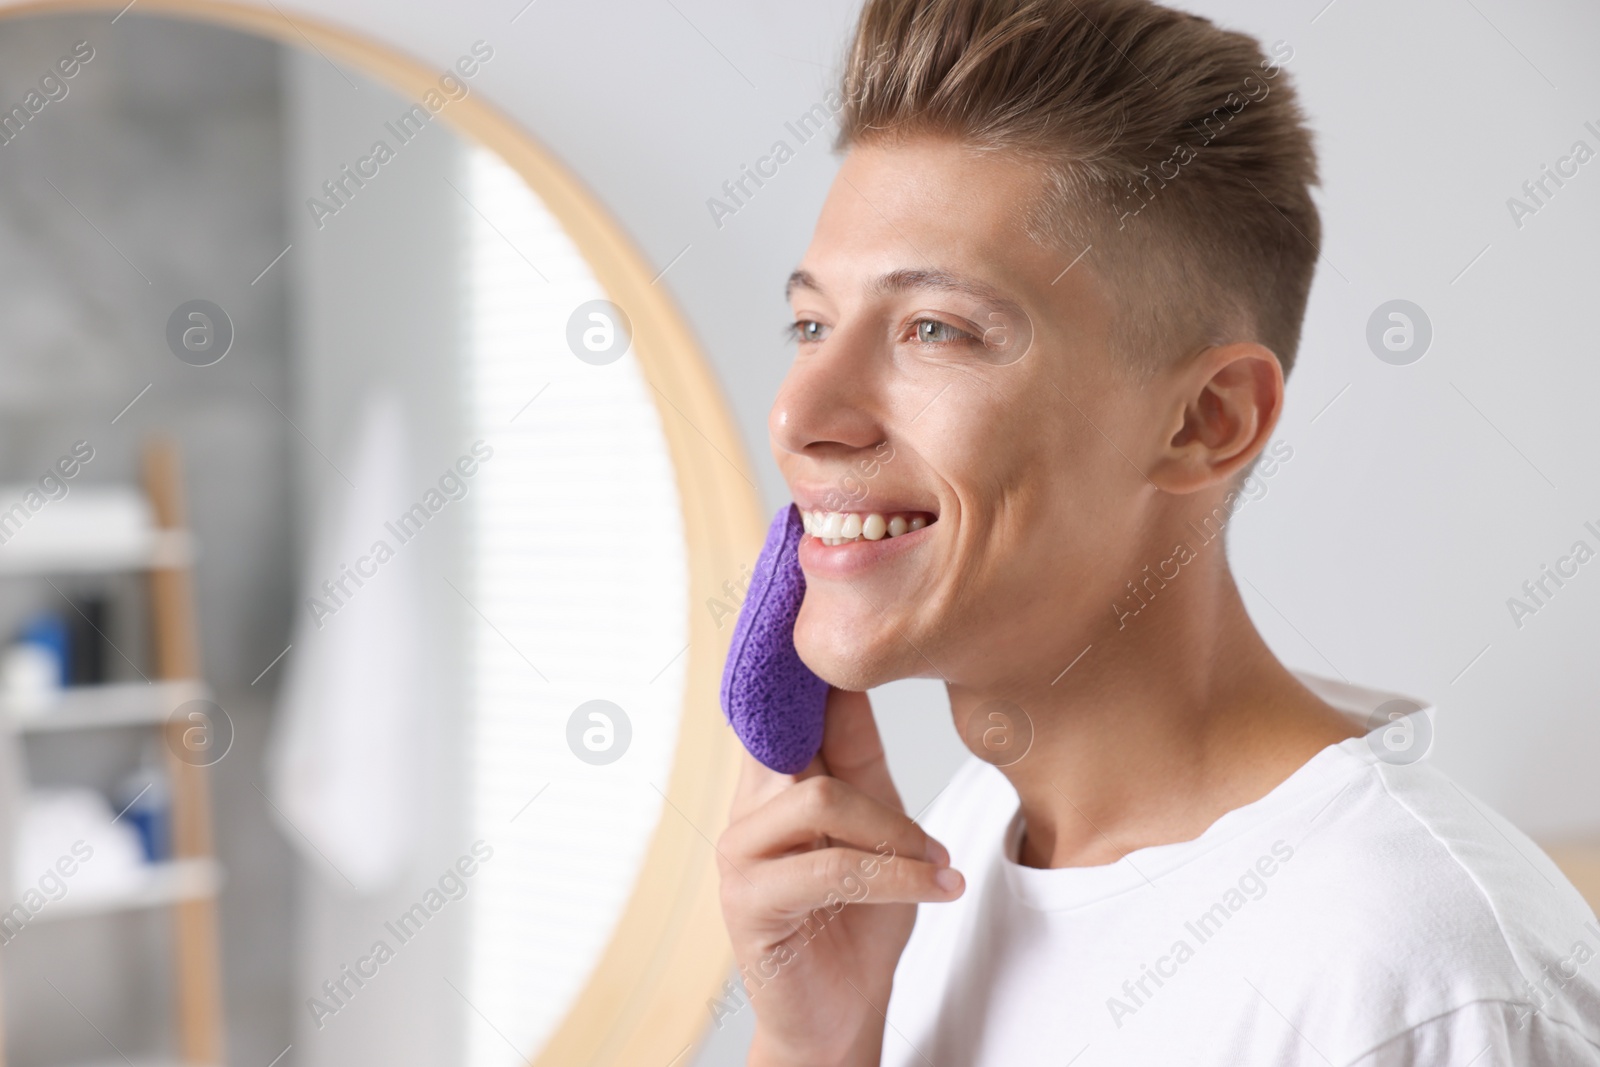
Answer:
[{"left": 720, "top": 503, "right": 830, "bottom": 773}]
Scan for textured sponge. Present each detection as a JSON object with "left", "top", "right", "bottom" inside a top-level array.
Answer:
[{"left": 720, "top": 503, "right": 830, "bottom": 773}]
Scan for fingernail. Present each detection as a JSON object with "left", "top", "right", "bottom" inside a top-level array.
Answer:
[
  {"left": 934, "top": 867, "right": 963, "bottom": 893},
  {"left": 924, "top": 838, "right": 950, "bottom": 866}
]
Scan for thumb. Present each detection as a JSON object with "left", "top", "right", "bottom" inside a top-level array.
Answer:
[{"left": 816, "top": 687, "right": 903, "bottom": 814}]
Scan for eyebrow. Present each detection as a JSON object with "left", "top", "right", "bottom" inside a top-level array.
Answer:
[{"left": 784, "top": 267, "right": 1013, "bottom": 307}]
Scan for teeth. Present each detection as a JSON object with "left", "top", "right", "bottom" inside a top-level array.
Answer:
[{"left": 800, "top": 509, "right": 934, "bottom": 545}]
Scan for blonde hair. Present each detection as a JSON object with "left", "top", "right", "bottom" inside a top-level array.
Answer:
[{"left": 834, "top": 0, "right": 1321, "bottom": 377}]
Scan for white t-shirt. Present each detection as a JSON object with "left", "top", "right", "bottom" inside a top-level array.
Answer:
[{"left": 882, "top": 673, "right": 1600, "bottom": 1066}]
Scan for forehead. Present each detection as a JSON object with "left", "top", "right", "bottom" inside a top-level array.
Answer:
[{"left": 797, "top": 137, "right": 1062, "bottom": 299}]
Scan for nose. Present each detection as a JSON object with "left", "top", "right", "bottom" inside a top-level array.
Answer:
[{"left": 769, "top": 330, "right": 885, "bottom": 460}]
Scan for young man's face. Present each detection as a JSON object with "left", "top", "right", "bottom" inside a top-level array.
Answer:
[{"left": 772, "top": 136, "right": 1181, "bottom": 694}]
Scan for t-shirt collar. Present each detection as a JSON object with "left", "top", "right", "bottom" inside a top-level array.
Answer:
[{"left": 997, "top": 669, "right": 1434, "bottom": 911}]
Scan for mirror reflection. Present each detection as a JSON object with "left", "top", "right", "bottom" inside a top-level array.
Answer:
[{"left": 0, "top": 12, "right": 691, "bottom": 1067}]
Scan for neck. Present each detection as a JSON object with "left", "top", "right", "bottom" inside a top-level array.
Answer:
[{"left": 944, "top": 554, "right": 1361, "bottom": 870}]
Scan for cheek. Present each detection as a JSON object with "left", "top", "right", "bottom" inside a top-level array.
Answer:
[
  {"left": 924, "top": 382, "right": 1128, "bottom": 594},
  {"left": 911, "top": 380, "right": 1058, "bottom": 508}
]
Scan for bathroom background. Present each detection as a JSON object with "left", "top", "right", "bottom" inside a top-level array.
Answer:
[{"left": 0, "top": 1, "right": 1595, "bottom": 1065}]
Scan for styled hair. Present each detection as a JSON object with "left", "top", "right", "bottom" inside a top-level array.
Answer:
[{"left": 833, "top": 0, "right": 1321, "bottom": 378}]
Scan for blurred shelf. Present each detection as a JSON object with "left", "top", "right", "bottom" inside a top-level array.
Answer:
[
  {"left": 32, "top": 858, "right": 222, "bottom": 923},
  {"left": 0, "top": 483, "right": 193, "bottom": 575},
  {"left": 0, "top": 451, "right": 228, "bottom": 1059},
  {"left": 0, "top": 527, "right": 192, "bottom": 575},
  {"left": 7, "top": 680, "right": 209, "bottom": 733}
]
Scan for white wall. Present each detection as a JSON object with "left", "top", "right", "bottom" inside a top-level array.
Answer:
[{"left": 1202, "top": 0, "right": 1600, "bottom": 839}]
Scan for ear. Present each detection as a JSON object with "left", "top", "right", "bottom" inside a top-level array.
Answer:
[{"left": 1149, "top": 343, "right": 1283, "bottom": 494}]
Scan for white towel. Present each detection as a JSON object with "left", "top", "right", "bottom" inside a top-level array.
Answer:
[
  {"left": 12, "top": 788, "right": 146, "bottom": 900},
  {"left": 266, "top": 392, "right": 425, "bottom": 895}
]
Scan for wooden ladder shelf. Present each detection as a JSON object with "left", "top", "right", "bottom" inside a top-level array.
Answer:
[{"left": 0, "top": 438, "right": 228, "bottom": 1067}]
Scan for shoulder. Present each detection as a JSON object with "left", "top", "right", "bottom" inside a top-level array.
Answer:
[
  {"left": 1313, "top": 752, "right": 1592, "bottom": 949},
  {"left": 1261, "top": 748, "right": 1600, "bottom": 1051},
  {"left": 1346, "top": 999, "right": 1600, "bottom": 1065}
]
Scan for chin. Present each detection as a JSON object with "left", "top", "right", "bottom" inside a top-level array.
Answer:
[{"left": 794, "top": 606, "right": 922, "bottom": 691}]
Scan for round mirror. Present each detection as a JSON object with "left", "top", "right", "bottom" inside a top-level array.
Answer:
[{"left": 0, "top": 4, "right": 757, "bottom": 1066}]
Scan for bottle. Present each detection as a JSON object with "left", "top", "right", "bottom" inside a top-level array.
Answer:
[
  {"left": 18, "top": 610, "right": 70, "bottom": 686},
  {"left": 115, "top": 740, "right": 171, "bottom": 863}
]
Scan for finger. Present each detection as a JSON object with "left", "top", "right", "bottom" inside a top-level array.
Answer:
[
  {"left": 818, "top": 687, "right": 903, "bottom": 814},
  {"left": 729, "top": 745, "right": 797, "bottom": 824},
  {"left": 729, "top": 689, "right": 873, "bottom": 820},
  {"left": 721, "top": 774, "right": 946, "bottom": 864},
  {"left": 744, "top": 846, "right": 964, "bottom": 917}
]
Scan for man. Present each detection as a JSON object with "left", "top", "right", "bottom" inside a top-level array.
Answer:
[{"left": 715, "top": 0, "right": 1600, "bottom": 1063}]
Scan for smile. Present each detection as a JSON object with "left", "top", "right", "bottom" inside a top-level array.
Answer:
[{"left": 801, "top": 509, "right": 937, "bottom": 546}]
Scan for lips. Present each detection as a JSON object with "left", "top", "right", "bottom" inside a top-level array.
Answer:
[
  {"left": 795, "top": 511, "right": 935, "bottom": 579},
  {"left": 789, "top": 496, "right": 940, "bottom": 583},
  {"left": 799, "top": 508, "right": 936, "bottom": 545}
]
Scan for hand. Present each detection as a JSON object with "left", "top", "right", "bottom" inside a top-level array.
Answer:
[{"left": 717, "top": 687, "right": 964, "bottom": 1067}]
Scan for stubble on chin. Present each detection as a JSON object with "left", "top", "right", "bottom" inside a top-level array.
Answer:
[{"left": 795, "top": 609, "right": 935, "bottom": 692}]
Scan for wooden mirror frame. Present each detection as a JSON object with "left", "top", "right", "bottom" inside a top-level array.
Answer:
[{"left": 0, "top": 1, "right": 758, "bottom": 1061}]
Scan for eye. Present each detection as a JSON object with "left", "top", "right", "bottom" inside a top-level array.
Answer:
[
  {"left": 785, "top": 319, "right": 830, "bottom": 344},
  {"left": 909, "top": 318, "right": 975, "bottom": 345}
]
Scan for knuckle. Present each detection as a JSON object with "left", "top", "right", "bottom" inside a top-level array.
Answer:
[
  {"left": 717, "top": 871, "right": 741, "bottom": 912},
  {"left": 715, "top": 823, "right": 743, "bottom": 860},
  {"left": 717, "top": 863, "right": 761, "bottom": 918},
  {"left": 797, "top": 775, "right": 842, "bottom": 823},
  {"left": 715, "top": 829, "right": 751, "bottom": 870},
  {"left": 870, "top": 852, "right": 913, "bottom": 889},
  {"left": 807, "top": 848, "right": 852, "bottom": 887},
  {"left": 714, "top": 850, "right": 742, "bottom": 891}
]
